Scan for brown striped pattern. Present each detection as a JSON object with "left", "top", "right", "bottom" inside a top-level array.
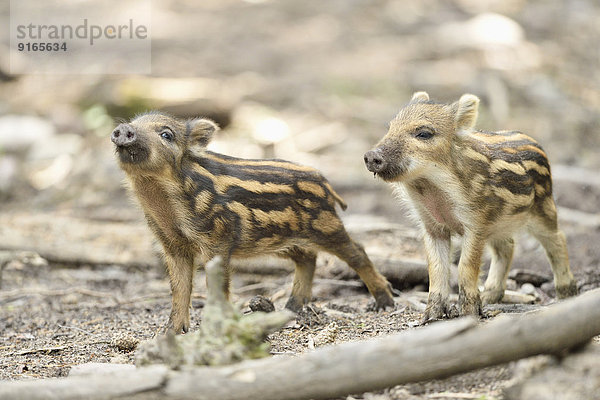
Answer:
[
  {"left": 181, "top": 151, "right": 350, "bottom": 245},
  {"left": 463, "top": 129, "right": 553, "bottom": 219}
]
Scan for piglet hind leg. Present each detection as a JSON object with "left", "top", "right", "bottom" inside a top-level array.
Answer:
[
  {"left": 528, "top": 218, "right": 577, "bottom": 299},
  {"left": 165, "top": 252, "right": 195, "bottom": 334},
  {"left": 325, "top": 232, "right": 394, "bottom": 310},
  {"left": 421, "top": 232, "right": 457, "bottom": 323},
  {"left": 284, "top": 248, "right": 317, "bottom": 313}
]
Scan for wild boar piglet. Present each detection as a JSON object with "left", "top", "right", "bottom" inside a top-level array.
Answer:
[
  {"left": 364, "top": 92, "right": 577, "bottom": 322},
  {"left": 112, "top": 112, "right": 394, "bottom": 333}
]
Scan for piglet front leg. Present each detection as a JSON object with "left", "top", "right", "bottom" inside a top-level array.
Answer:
[
  {"left": 421, "top": 231, "right": 457, "bottom": 323},
  {"left": 165, "top": 252, "right": 195, "bottom": 334}
]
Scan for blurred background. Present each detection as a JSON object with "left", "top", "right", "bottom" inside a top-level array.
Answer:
[{"left": 1, "top": 0, "right": 599, "bottom": 218}]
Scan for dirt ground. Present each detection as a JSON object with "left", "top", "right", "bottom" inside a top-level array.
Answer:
[
  {"left": 1, "top": 0, "right": 600, "bottom": 399},
  {"left": 1, "top": 195, "right": 600, "bottom": 399},
  {"left": 0, "top": 244, "right": 529, "bottom": 398}
]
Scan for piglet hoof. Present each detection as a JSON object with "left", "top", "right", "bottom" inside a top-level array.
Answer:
[
  {"left": 556, "top": 281, "right": 578, "bottom": 299},
  {"left": 284, "top": 296, "right": 306, "bottom": 314},
  {"left": 366, "top": 298, "right": 395, "bottom": 312},
  {"left": 167, "top": 324, "right": 189, "bottom": 335},
  {"left": 481, "top": 289, "right": 504, "bottom": 305},
  {"left": 167, "top": 313, "right": 190, "bottom": 335},
  {"left": 421, "top": 294, "right": 457, "bottom": 324},
  {"left": 373, "top": 287, "right": 395, "bottom": 311},
  {"left": 421, "top": 304, "right": 457, "bottom": 324},
  {"left": 458, "top": 292, "right": 482, "bottom": 317}
]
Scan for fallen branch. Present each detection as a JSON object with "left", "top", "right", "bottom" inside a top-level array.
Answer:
[
  {"left": 372, "top": 257, "right": 429, "bottom": 288},
  {"left": 15, "top": 346, "right": 68, "bottom": 356},
  {"left": 118, "top": 293, "right": 205, "bottom": 306},
  {"left": 500, "top": 290, "right": 536, "bottom": 304},
  {"left": 400, "top": 290, "right": 536, "bottom": 310},
  {"left": 0, "top": 287, "right": 120, "bottom": 304},
  {"left": 164, "top": 289, "right": 600, "bottom": 400},
  {"left": 2, "top": 289, "right": 600, "bottom": 400},
  {"left": 15, "top": 339, "right": 117, "bottom": 357},
  {"left": 0, "top": 287, "right": 205, "bottom": 308},
  {"left": 232, "top": 255, "right": 429, "bottom": 289}
]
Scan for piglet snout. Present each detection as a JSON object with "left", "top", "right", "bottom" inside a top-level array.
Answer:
[
  {"left": 111, "top": 124, "right": 137, "bottom": 147},
  {"left": 364, "top": 149, "right": 386, "bottom": 173}
]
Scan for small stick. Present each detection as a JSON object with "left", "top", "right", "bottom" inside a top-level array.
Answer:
[{"left": 57, "top": 324, "right": 94, "bottom": 336}]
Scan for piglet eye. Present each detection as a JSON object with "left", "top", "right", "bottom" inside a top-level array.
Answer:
[
  {"left": 415, "top": 129, "right": 433, "bottom": 140},
  {"left": 160, "top": 131, "right": 173, "bottom": 141}
]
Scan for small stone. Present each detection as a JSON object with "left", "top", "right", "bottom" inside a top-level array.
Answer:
[
  {"left": 248, "top": 295, "right": 275, "bottom": 313},
  {"left": 520, "top": 283, "right": 537, "bottom": 296},
  {"left": 509, "top": 269, "right": 551, "bottom": 287},
  {"left": 111, "top": 334, "right": 140, "bottom": 352}
]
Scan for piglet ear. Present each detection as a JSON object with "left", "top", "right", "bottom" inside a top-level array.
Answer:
[
  {"left": 454, "top": 94, "right": 479, "bottom": 130},
  {"left": 409, "top": 91, "right": 430, "bottom": 104},
  {"left": 188, "top": 118, "right": 219, "bottom": 148}
]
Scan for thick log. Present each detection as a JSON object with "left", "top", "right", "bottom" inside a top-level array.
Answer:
[
  {"left": 371, "top": 256, "right": 429, "bottom": 288},
  {"left": 0, "top": 365, "right": 169, "bottom": 400},
  {"left": 163, "top": 291, "right": 600, "bottom": 400},
  {"left": 1, "top": 289, "right": 600, "bottom": 400}
]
